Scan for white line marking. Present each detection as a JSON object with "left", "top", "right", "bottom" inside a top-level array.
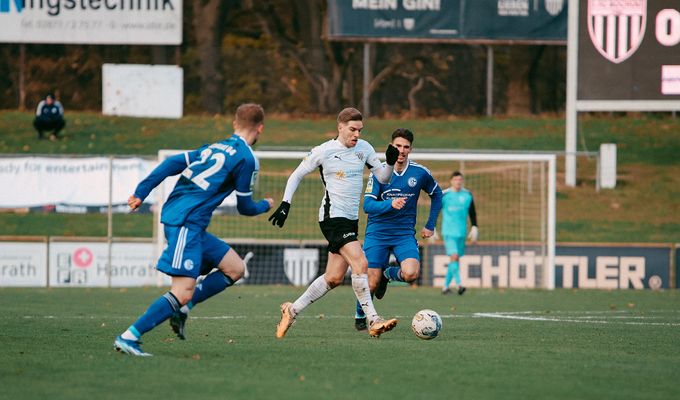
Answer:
[
  {"left": 15, "top": 309, "right": 680, "bottom": 328},
  {"left": 474, "top": 312, "right": 680, "bottom": 327}
]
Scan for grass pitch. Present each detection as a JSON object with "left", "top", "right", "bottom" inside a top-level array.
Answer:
[
  {"left": 0, "top": 286, "right": 678, "bottom": 400},
  {"left": 1, "top": 112, "right": 679, "bottom": 242}
]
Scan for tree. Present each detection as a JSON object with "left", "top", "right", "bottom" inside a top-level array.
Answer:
[
  {"left": 192, "top": 0, "right": 226, "bottom": 114},
  {"left": 247, "top": 0, "right": 356, "bottom": 113}
]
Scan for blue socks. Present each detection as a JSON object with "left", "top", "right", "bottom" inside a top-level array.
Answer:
[
  {"left": 129, "top": 292, "right": 180, "bottom": 338},
  {"left": 384, "top": 267, "right": 403, "bottom": 282},
  {"left": 444, "top": 261, "right": 461, "bottom": 289},
  {"left": 187, "top": 272, "right": 234, "bottom": 310},
  {"left": 355, "top": 295, "right": 372, "bottom": 319},
  {"left": 126, "top": 273, "right": 234, "bottom": 340}
]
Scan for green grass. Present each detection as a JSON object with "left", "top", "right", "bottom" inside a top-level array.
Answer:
[
  {"left": 1, "top": 111, "right": 679, "bottom": 242},
  {"left": 0, "top": 286, "right": 678, "bottom": 400},
  {"left": 2, "top": 111, "right": 679, "bottom": 164}
]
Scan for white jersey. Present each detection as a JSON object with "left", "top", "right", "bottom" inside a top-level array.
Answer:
[{"left": 284, "top": 139, "right": 386, "bottom": 221}]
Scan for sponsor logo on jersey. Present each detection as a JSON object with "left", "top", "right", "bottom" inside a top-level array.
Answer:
[
  {"left": 365, "top": 175, "right": 374, "bottom": 193},
  {"left": 408, "top": 177, "right": 418, "bottom": 187},
  {"left": 588, "top": 0, "right": 647, "bottom": 64}
]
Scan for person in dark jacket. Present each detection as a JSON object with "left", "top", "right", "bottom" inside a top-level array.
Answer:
[{"left": 33, "top": 93, "right": 65, "bottom": 140}]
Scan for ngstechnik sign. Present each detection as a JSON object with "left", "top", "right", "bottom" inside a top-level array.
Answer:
[
  {"left": 1, "top": 0, "right": 176, "bottom": 16},
  {"left": 0, "top": 0, "right": 182, "bottom": 44}
]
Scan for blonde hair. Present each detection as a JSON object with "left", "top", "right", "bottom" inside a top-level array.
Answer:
[{"left": 235, "top": 103, "right": 265, "bottom": 130}]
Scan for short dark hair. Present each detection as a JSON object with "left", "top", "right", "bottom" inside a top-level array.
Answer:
[
  {"left": 337, "top": 107, "right": 363, "bottom": 124},
  {"left": 46, "top": 93, "right": 54, "bottom": 100},
  {"left": 451, "top": 171, "right": 463, "bottom": 178},
  {"left": 391, "top": 128, "right": 414, "bottom": 144},
  {"left": 235, "top": 103, "right": 265, "bottom": 129}
]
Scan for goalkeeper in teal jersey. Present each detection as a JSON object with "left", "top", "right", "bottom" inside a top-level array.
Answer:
[
  {"left": 441, "top": 171, "right": 478, "bottom": 295},
  {"left": 353, "top": 128, "right": 443, "bottom": 330}
]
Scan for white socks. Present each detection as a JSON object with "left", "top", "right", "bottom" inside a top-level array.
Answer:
[
  {"left": 352, "top": 273, "right": 379, "bottom": 323},
  {"left": 292, "top": 275, "right": 331, "bottom": 315},
  {"left": 121, "top": 329, "right": 139, "bottom": 341},
  {"left": 290, "top": 273, "right": 380, "bottom": 324}
]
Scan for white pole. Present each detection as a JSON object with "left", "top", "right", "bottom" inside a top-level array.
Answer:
[
  {"left": 547, "top": 155, "right": 557, "bottom": 289},
  {"left": 565, "top": 0, "right": 579, "bottom": 187},
  {"left": 107, "top": 156, "right": 114, "bottom": 288}
]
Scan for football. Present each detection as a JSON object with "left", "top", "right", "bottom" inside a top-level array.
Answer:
[{"left": 411, "top": 309, "right": 442, "bottom": 340}]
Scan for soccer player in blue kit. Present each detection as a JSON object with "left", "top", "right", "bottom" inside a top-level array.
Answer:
[
  {"left": 354, "top": 128, "right": 443, "bottom": 330},
  {"left": 113, "top": 104, "right": 273, "bottom": 356},
  {"left": 441, "top": 171, "right": 478, "bottom": 295}
]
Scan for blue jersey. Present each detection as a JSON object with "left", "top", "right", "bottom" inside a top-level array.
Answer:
[
  {"left": 441, "top": 188, "right": 474, "bottom": 238},
  {"left": 134, "top": 134, "right": 269, "bottom": 230},
  {"left": 364, "top": 160, "right": 442, "bottom": 238}
]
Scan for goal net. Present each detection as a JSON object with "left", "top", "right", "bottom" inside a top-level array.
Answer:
[{"left": 156, "top": 150, "right": 556, "bottom": 289}]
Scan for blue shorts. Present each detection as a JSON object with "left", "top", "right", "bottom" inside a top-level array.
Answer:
[
  {"left": 363, "top": 234, "right": 420, "bottom": 269},
  {"left": 157, "top": 225, "right": 231, "bottom": 279},
  {"left": 443, "top": 236, "right": 466, "bottom": 257}
]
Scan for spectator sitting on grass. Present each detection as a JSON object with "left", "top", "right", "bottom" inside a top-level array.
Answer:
[{"left": 33, "top": 93, "right": 65, "bottom": 141}]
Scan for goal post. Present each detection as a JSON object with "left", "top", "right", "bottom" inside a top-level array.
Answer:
[{"left": 155, "top": 150, "right": 556, "bottom": 289}]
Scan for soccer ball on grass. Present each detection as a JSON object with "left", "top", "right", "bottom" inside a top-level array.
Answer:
[{"left": 411, "top": 309, "right": 442, "bottom": 340}]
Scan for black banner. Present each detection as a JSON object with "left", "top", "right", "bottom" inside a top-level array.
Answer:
[
  {"left": 555, "top": 245, "right": 671, "bottom": 289},
  {"left": 577, "top": 0, "right": 680, "bottom": 100},
  {"left": 327, "top": 0, "right": 567, "bottom": 42},
  {"left": 425, "top": 243, "right": 671, "bottom": 289}
]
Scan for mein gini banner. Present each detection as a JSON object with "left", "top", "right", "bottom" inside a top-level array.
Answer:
[
  {"left": 0, "top": 0, "right": 182, "bottom": 44},
  {"left": 327, "top": 0, "right": 567, "bottom": 41}
]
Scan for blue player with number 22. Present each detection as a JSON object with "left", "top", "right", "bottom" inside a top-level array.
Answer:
[{"left": 113, "top": 104, "right": 273, "bottom": 356}]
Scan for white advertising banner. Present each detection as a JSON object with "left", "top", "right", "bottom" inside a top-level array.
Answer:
[
  {"left": 0, "top": 157, "right": 157, "bottom": 208},
  {"left": 49, "top": 241, "right": 169, "bottom": 287},
  {"left": 0, "top": 0, "right": 182, "bottom": 44},
  {"left": 0, "top": 242, "right": 47, "bottom": 287},
  {"left": 102, "top": 64, "right": 183, "bottom": 119}
]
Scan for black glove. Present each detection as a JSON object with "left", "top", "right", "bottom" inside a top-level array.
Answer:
[
  {"left": 268, "top": 201, "right": 291, "bottom": 228},
  {"left": 385, "top": 144, "right": 399, "bottom": 166}
]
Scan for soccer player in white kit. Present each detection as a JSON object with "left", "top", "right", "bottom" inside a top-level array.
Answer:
[{"left": 269, "top": 107, "right": 400, "bottom": 338}]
